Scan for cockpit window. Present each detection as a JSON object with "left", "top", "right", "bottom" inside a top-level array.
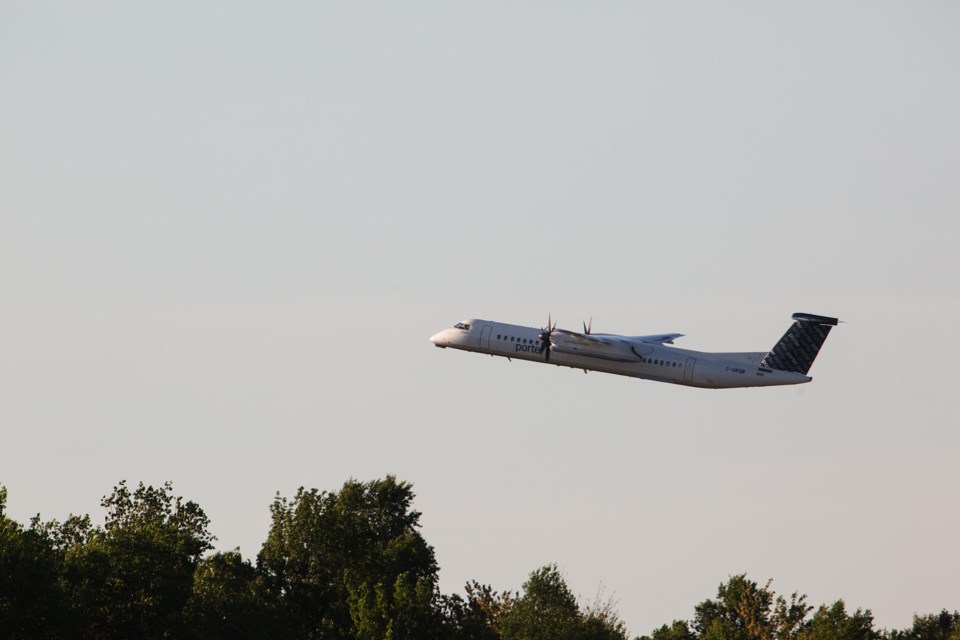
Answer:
[{"left": 454, "top": 322, "right": 470, "bottom": 330}]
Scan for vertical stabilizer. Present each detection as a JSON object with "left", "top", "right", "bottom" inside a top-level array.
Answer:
[{"left": 761, "top": 313, "right": 839, "bottom": 375}]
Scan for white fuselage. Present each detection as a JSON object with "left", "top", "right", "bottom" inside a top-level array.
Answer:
[{"left": 430, "top": 319, "right": 813, "bottom": 389}]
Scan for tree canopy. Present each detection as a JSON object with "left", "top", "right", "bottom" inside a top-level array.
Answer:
[{"left": 0, "top": 482, "right": 955, "bottom": 640}]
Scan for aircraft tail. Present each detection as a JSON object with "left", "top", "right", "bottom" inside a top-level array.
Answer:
[{"left": 761, "top": 312, "right": 840, "bottom": 375}]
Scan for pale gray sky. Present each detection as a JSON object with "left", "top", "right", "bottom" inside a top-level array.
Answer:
[{"left": 2, "top": 2, "right": 958, "bottom": 635}]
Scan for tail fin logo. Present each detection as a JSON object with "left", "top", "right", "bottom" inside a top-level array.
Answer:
[{"left": 761, "top": 313, "right": 840, "bottom": 375}]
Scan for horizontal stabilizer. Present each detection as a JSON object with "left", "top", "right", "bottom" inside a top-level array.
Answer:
[{"left": 791, "top": 312, "right": 839, "bottom": 326}]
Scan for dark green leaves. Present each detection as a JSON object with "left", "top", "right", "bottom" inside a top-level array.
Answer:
[
  {"left": 499, "top": 564, "right": 628, "bottom": 640},
  {"left": 3, "top": 482, "right": 957, "bottom": 640},
  {"left": 257, "top": 475, "right": 439, "bottom": 639}
]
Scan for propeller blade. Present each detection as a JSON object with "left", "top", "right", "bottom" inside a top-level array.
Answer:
[{"left": 539, "top": 314, "right": 556, "bottom": 363}]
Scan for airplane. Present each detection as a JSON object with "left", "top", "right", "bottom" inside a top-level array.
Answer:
[{"left": 429, "top": 312, "right": 840, "bottom": 389}]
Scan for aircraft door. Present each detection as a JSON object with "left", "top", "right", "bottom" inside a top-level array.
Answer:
[
  {"left": 480, "top": 325, "right": 492, "bottom": 350},
  {"left": 684, "top": 357, "right": 696, "bottom": 382}
]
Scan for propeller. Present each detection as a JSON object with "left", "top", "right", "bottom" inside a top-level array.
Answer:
[
  {"left": 538, "top": 314, "right": 557, "bottom": 362},
  {"left": 583, "top": 316, "right": 593, "bottom": 335}
]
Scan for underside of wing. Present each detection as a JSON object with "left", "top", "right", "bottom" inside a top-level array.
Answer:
[{"left": 629, "top": 333, "right": 684, "bottom": 345}]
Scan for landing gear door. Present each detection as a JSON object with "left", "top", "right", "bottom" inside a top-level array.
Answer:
[
  {"left": 480, "top": 325, "right": 492, "bottom": 350},
  {"left": 684, "top": 357, "right": 696, "bottom": 382}
]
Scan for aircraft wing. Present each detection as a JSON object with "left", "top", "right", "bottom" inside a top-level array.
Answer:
[
  {"left": 553, "top": 329, "right": 684, "bottom": 346},
  {"left": 553, "top": 328, "right": 612, "bottom": 345},
  {"left": 629, "top": 333, "right": 684, "bottom": 345}
]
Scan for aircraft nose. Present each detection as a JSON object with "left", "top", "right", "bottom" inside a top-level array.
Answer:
[{"left": 430, "top": 331, "right": 447, "bottom": 348}]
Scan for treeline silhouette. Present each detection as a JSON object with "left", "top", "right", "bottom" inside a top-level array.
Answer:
[{"left": 0, "top": 477, "right": 956, "bottom": 640}]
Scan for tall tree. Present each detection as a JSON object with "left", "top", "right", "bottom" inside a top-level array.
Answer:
[
  {"left": 499, "top": 564, "right": 627, "bottom": 640},
  {"left": 441, "top": 581, "right": 515, "bottom": 640},
  {"left": 257, "top": 475, "right": 437, "bottom": 639},
  {"left": 500, "top": 565, "right": 581, "bottom": 640},
  {"left": 183, "top": 550, "right": 276, "bottom": 640},
  {"left": 886, "top": 612, "right": 960, "bottom": 640},
  {"left": 693, "top": 575, "right": 812, "bottom": 640},
  {"left": 800, "top": 601, "right": 877, "bottom": 640},
  {"left": 0, "top": 486, "right": 68, "bottom": 639},
  {"left": 581, "top": 585, "right": 629, "bottom": 640},
  {"left": 57, "top": 481, "right": 214, "bottom": 640},
  {"left": 640, "top": 620, "right": 698, "bottom": 640},
  {"left": 347, "top": 570, "right": 442, "bottom": 640}
]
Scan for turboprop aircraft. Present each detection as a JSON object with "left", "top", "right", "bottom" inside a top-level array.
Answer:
[{"left": 430, "top": 312, "right": 840, "bottom": 389}]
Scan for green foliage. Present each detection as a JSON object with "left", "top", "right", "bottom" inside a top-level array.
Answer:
[
  {"left": 56, "top": 481, "right": 214, "bottom": 640},
  {"left": 646, "top": 576, "right": 884, "bottom": 640},
  {"left": 582, "top": 585, "right": 630, "bottom": 640},
  {"left": 693, "top": 575, "right": 812, "bottom": 640},
  {"left": 442, "top": 581, "right": 515, "bottom": 640},
  {"left": 3, "top": 482, "right": 957, "bottom": 640},
  {"left": 800, "top": 601, "right": 878, "bottom": 640},
  {"left": 500, "top": 564, "right": 582, "bottom": 640},
  {"left": 0, "top": 500, "right": 68, "bottom": 639},
  {"left": 640, "top": 620, "right": 698, "bottom": 640},
  {"left": 886, "top": 612, "right": 960, "bottom": 640},
  {"left": 581, "top": 612, "right": 630, "bottom": 640},
  {"left": 347, "top": 570, "right": 441, "bottom": 640},
  {"left": 773, "top": 590, "right": 814, "bottom": 640},
  {"left": 183, "top": 550, "right": 276, "bottom": 640},
  {"left": 499, "top": 564, "right": 628, "bottom": 640},
  {"left": 257, "top": 475, "right": 438, "bottom": 639},
  {"left": 101, "top": 480, "right": 214, "bottom": 560}
]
